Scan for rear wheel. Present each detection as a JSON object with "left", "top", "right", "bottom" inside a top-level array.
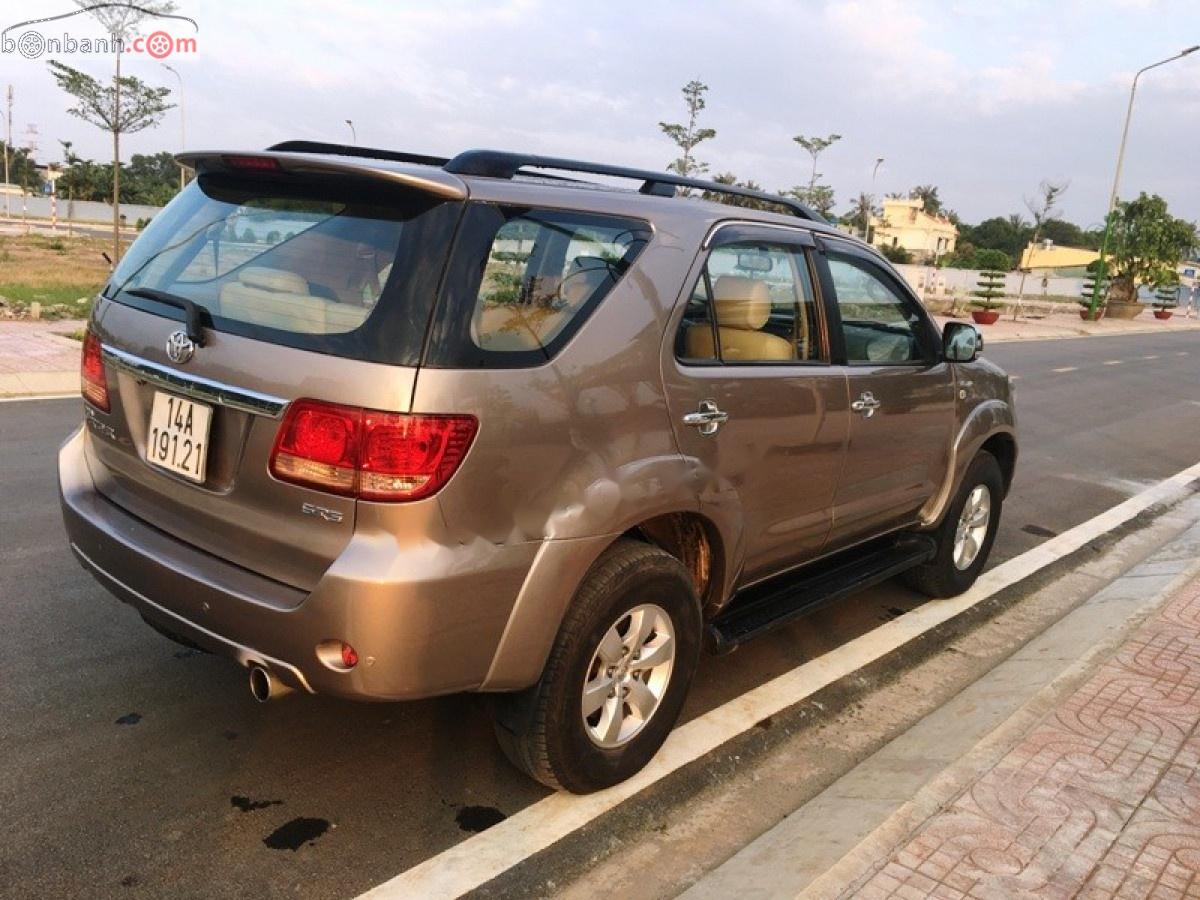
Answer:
[
  {"left": 904, "top": 450, "right": 1003, "bottom": 598},
  {"left": 492, "top": 539, "right": 702, "bottom": 793}
]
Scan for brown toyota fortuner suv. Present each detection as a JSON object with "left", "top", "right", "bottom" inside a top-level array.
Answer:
[{"left": 60, "top": 142, "right": 1016, "bottom": 793}]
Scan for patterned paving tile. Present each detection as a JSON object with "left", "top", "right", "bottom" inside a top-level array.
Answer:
[
  {"left": 847, "top": 579, "right": 1200, "bottom": 900},
  {"left": 1077, "top": 805, "right": 1200, "bottom": 899}
]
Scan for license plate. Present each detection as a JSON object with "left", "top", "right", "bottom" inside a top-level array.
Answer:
[{"left": 146, "top": 391, "right": 212, "bottom": 483}]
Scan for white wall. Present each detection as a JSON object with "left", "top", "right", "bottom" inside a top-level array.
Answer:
[{"left": 1, "top": 195, "right": 163, "bottom": 225}]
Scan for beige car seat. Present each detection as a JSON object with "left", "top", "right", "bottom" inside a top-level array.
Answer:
[
  {"left": 686, "top": 275, "right": 795, "bottom": 361},
  {"left": 473, "top": 257, "right": 611, "bottom": 352},
  {"left": 219, "top": 266, "right": 368, "bottom": 334}
]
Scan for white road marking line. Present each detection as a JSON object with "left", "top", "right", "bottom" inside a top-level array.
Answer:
[
  {"left": 360, "top": 460, "right": 1200, "bottom": 900},
  {"left": 1051, "top": 366, "right": 1078, "bottom": 373},
  {"left": 1103, "top": 360, "right": 1123, "bottom": 366},
  {"left": 1143, "top": 355, "right": 1160, "bottom": 360},
  {"left": 1178, "top": 351, "right": 1190, "bottom": 356},
  {"left": 0, "top": 392, "right": 77, "bottom": 403}
]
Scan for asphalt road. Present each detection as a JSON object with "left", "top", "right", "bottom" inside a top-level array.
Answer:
[{"left": 1, "top": 331, "right": 1198, "bottom": 899}]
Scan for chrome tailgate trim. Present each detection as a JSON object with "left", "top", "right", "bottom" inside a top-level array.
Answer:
[{"left": 102, "top": 344, "right": 288, "bottom": 418}]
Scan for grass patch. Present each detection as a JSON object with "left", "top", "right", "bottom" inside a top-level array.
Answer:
[{"left": 0, "top": 233, "right": 109, "bottom": 320}]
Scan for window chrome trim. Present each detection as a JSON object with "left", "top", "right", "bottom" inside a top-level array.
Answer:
[
  {"left": 703, "top": 219, "right": 818, "bottom": 250},
  {"left": 101, "top": 344, "right": 288, "bottom": 418}
]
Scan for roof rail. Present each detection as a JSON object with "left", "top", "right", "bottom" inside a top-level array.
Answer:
[
  {"left": 442, "top": 149, "right": 827, "bottom": 223},
  {"left": 266, "top": 140, "right": 451, "bottom": 168}
]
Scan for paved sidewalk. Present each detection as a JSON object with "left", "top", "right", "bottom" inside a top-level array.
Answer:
[
  {"left": 0, "top": 319, "right": 85, "bottom": 398},
  {"left": 934, "top": 311, "right": 1200, "bottom": 343},
  {"left": 846, "top": 574, "right": 1200, "bottom": 899}
]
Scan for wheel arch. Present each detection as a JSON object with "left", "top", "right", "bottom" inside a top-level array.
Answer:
[
  {"left": 919, "top": 398, "right": 1017, "bottom": 528},
  {"left": 480, "top": 508, "right": 729, "bottom": 691}
]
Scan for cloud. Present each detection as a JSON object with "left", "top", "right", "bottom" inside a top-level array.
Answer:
[{"left": 7, "top": 0, "right": 1196, "bottom": 225}]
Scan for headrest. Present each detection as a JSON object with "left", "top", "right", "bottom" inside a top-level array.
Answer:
[
  {"left": 238, "top": 266, "right": 309, "bottom": 294},
  {"left": 713, "top": 276, "right": 771, "bottom": 330},
  {"left": 560, "top": 257, "right": 612, "bottom": 306}
]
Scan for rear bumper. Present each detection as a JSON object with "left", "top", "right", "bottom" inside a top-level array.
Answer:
[{"left": 58, "top": 426, "right": 542, "bottom": 700}]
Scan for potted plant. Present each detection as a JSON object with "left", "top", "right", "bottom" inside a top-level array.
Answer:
[
  {"left": 1153, "top": 281, "right": 1179, "bottom": 320},
  {"left": 971, "top": 270, "right": 1005, "bottom": 325},
  {"left": 1079, "top": 260, "right": 1107, "bottom": 321},
  {"left": 1101, "top": 193, "right": 1197, "bottom": 320}
]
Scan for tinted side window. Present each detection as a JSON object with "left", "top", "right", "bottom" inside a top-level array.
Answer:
[
  {"left": 470, "top": 210, "right": 650, "bottom": 355},
  {"left": 827, "top": 253, "right": 926, "bottom": 364},
  {"left": 676, "top": 243, "right": 822, "bottom": 364}
]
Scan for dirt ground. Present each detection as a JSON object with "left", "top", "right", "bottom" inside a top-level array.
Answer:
[{"left": 0, "top": 233, "right": 111, "bottom": 319}]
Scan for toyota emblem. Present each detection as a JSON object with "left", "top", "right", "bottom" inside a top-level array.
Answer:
[{"left": 165, "top": 330, "right": 196, "bottom": 364}]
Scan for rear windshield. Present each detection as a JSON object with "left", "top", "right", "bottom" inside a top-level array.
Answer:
[{"left": 104, "top": 175, "right": 461, "bottom": 365}]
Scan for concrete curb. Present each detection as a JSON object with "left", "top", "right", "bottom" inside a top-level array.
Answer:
[{"left": 0, "top": 371, "right": 78, "bottom": 398}]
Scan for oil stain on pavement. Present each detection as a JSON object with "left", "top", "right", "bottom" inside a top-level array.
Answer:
[
  {"left": 456, "top": 805, "right": 507, "bottom": 833},
  {"left": 114, "top": 713, "right": 142, "bottom": 725},
  {"left": 231, "top": 795, "right": 283, "bottom": 813},
  {"left": 263, "top": 817, "right": 330, "bottom": 851}
]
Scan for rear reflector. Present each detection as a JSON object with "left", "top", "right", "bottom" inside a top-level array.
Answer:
[
  {"left": 270, "top": 399, "right": 477, "bottom": 502},
  {"left": 81, "top": 328, "right": 110, "bottom": 411},
  {"left": 222, "top": 154, "right": 282, "bottom": 173}
]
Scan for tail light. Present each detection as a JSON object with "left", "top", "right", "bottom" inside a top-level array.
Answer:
[
  {"left": 269, "top": 399, "right": 477, "bottom": 502},
  {"left": 81, "top": 328, "right": 110, "bottom": 411}
]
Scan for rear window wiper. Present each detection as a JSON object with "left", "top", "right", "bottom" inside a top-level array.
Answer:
[{"left": 124, "top": 287, "right": 208, "bottom": 346}]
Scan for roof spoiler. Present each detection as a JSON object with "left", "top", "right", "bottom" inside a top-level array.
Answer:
[{"left": 175, "top": 151, "right": 468, "bottom": 200}]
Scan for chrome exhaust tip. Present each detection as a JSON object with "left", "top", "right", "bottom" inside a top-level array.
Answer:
[{"left": 249, "top": 665, "right": 293, "bottom": 703}]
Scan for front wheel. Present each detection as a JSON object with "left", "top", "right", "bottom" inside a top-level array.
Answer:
[
  {"left": 491, "top": 539, "right": 702, "bottom": 793},
  {"left": 904, "top": 450, "right": 1004, "bottom": 598}
]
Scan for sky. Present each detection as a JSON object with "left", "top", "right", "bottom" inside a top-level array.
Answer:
[{"left": 1, "top": 0, "right": 1197, "bottom": 227}]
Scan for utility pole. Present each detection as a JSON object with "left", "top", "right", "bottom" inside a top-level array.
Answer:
[
  {"left": 162, "top": 63, "right": 186, "bottom": 191},
  {"left": 1089, "top": 46, "right": 1198, "bottom": 319},
  {"left": 3, "top": 85, "right": 11, "bottom": 219}
]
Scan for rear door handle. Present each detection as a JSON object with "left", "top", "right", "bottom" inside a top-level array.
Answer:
[
  {"left": 851, "top": 391, "right": 882, "bottom": 418},
  {"left": 682, "top": 400, "right": 729, "bottom": 436}
]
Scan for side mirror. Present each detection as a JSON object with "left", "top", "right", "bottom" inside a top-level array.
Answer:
[{"left": 943, "top": 322, "right": 982, "bottom": 362}]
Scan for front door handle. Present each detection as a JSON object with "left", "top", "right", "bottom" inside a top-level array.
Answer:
[
  {"left": 682, "top": 399, "right": 729, "bottom": 436},
  {"left": 851, "top": 391, "right": 882, "bottom": 418}
]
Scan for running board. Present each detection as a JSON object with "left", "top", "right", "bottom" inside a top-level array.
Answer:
[{"left": 708, "top": 534, "right": 937, "bottom": 654}]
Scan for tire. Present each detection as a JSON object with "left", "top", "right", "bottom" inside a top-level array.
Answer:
[
  {"left": 491, "top": 538, "right": 702, "bottom": 793},
  {"left": 903, "top": 450, "right": 1004, "bottom": 599}
]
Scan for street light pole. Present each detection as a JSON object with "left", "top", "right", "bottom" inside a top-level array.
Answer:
[
  {"left": 864, "top": 157, "right": 884, "bottom": 241},
  {"left": 161, "top": 63, "right": 185, "bottom": 192},
  {"left": 345, "top": 119, "right": 356, "bottom": 144},
  {"left": 1090, "top": 45, "right": 1198, "bottom": 318},
  {"left": 3, "top": 85, "right": 12, "bottom": 219}
]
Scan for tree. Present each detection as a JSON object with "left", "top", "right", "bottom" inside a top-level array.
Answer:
[
  {"left": 959, "top": 216, "right": 1031, "bottom": 261},
  {"left": 61, "top": 0, "right": 177, "bottom": 262},
  {"left": 793, "top": 133, "right": 841, "bottom": 192},
  {"left": 973, "top": 270, "right": 1007, "bottom": 312},
  {"left": 909, "top": 184, "right": 942, "bottom": 216},
  {"left": 125, "top": 151, "right": 184, "bottom": 206},
  {"left": 880, "top": 244, "right": 911, "bottom": 264},
  {"left": 1103, "top": 193, "right": 1198, "bottom": 304},
  {"left": 1014, "top": 180, "right": 1068, "bottom": 317},
  {"left": 0, "top": 142, "right": 44, "bottom": 193},
  {"left": 659, "top": 80, "right": 716, "bottom": 189},
  {"left": 785, "top": 183, "right": 836, "bottom": 219},
  {"left": 974, "top": 248, "right": 1013, "bottom": 272},
  {"left": 702, "top": 172, "right": 781, "bottom": 212},
  {"left": 844, "top": 192, "right": 880, "bottom": 240},
  {"left": 48, "top": 61, "right": 172, "bottom": 262}
]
